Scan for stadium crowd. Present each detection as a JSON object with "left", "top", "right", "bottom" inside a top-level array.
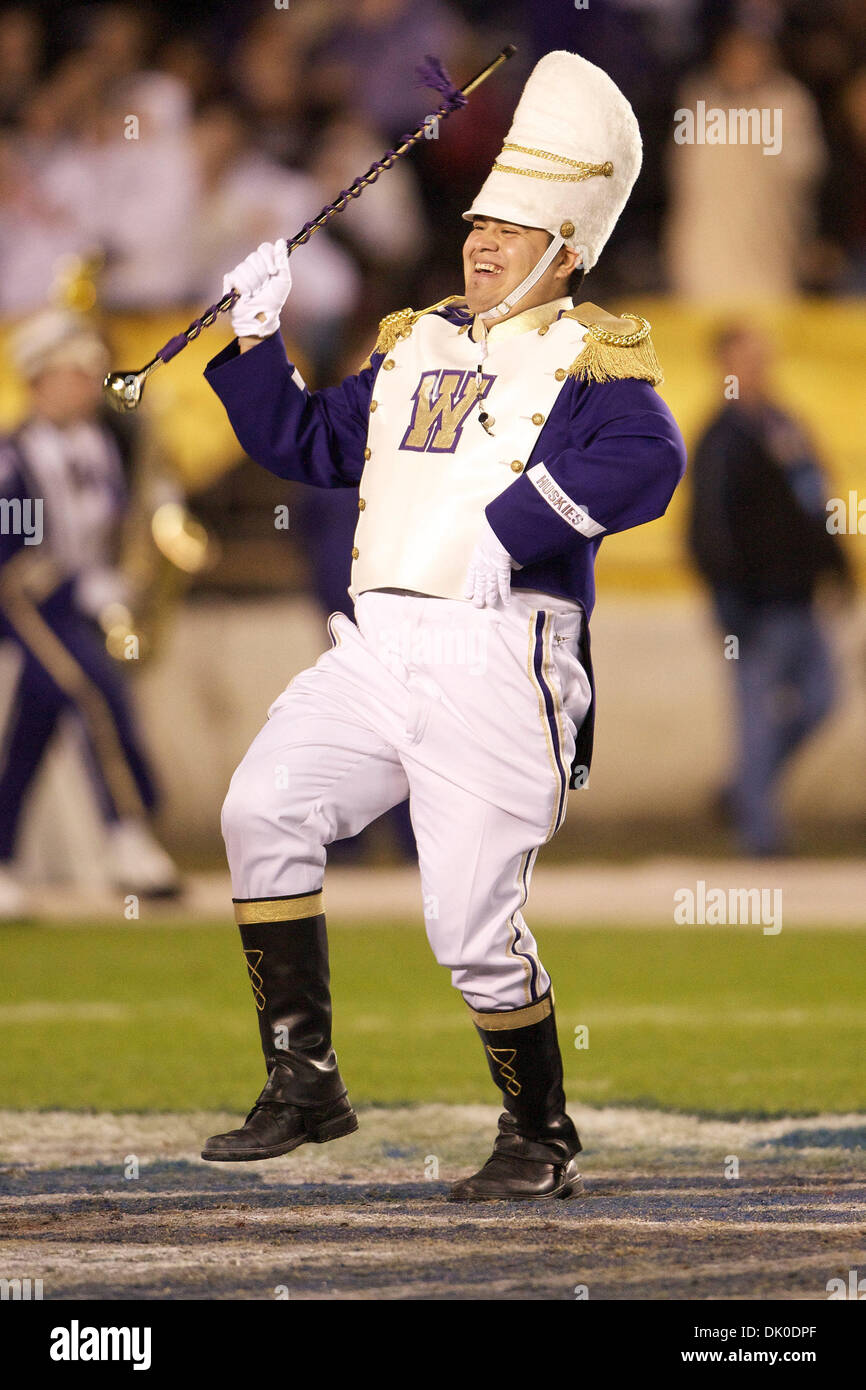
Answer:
[{"left": 0, "top": 0, "right": 864, "bottom": 373}]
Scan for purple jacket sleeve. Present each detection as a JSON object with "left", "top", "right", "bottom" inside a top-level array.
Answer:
[
  {"left": 204, "top": 332, "right": 381, "bottom": 488},
  {"left": 485, "top": 382, "right": 687, "bottom": 566}
]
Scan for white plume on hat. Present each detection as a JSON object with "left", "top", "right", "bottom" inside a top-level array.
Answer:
[{"left": 463, "top": 50, "right": 642, "bottom": 271}]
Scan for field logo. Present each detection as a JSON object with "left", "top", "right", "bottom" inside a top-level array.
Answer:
[
  {"left": 673, "top": 880, "right": 782, "bottom": 935},
  {"left": 50, "top": 1321, "right": 152, "bottom": 1370}
]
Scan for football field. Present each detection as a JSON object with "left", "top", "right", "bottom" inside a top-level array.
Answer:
[
  {"left": 1, "top": 912, "right": 865, "bottom": 1300},
  {"left": 1, "top": 918, "right": 866, "bottom": 1112}
]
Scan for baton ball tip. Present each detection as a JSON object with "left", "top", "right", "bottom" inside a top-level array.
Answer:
[{"left": 103, "top": 370, "right": 144, "bottom": 412}]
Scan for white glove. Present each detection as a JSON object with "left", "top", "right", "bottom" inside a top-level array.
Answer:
[
  {"left": 464, "top": 519, "right": 517, "bottom": 608},
  {"left": 223, "top": 239, "right": 292, "bottom": 339}
]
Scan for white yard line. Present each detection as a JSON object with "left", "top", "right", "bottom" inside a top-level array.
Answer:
[{"left": 1, "top": 1105, "right": 864, "bottom": 1170}]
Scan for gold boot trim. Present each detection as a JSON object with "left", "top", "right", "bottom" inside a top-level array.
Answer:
[
  {"left": 469, "top": 994, "right": 554, "bottom": 1031},
  {"left": 233, "top": 891, "right": 324, "bottom": 924}
]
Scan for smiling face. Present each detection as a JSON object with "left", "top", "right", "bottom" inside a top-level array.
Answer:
[{"left": 462, "top": 216, "right": 579, "bottom": 319}]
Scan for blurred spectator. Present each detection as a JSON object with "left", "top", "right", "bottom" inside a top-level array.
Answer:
[
  {"left": 664, "top": 26, "right": 827, "bottom": 297},
  {"left": 0, "top": 310, "right": 180, "bottom": 918},
  {"left": 0, "top": 5, "right": 198, "bottom": 312},
  {"left": 829, "top": 66, "right": 866, "bottom": 292},
  {"left": 0, "top": 133, "right": 93, "bottom": 315},
  {"left": 687, "top": 325, "right": 854, "bottom": 856},
  {"left": 192, "top": 102, "right": 360, "bottom": 374},
  {"left": 314, "top": 0, "right": 466, "bottom": 140},
  {"left": 0, "top": 6, "right": 43, "bottom": 127},
  {"left": 1, "top": 0, "right": 864, "bottom": 320},
  {"left": 308, "top": 110, "right": 427, "bottom": 286},
  {"left": 158, "top": 30, "right": 222, "bottom": 108},
  {"left": 228, "top": 9, "right": 312, "bottom": 168}
]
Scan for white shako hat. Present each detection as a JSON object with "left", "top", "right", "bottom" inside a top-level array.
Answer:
[
  {"left": 9, "top": 309, "right": 108, "bottom": 382},
  {"left": 463, "top": 51, "right": 642, "bottom": 314}
]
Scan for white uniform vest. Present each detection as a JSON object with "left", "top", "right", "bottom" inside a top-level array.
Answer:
[{"left": 349, "top": 307, "right": 588, "bottom": 601}]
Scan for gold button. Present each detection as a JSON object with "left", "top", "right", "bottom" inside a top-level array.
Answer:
[
  {"left": 532, "top": 412, "right": 545, "bottom": 426},
  {"left": 358, "top": 498, "right": 366, "bottom": 511},
  {"left": 560, "top": 220, "right": 575, "bottom": 238},
  {"left": 400, "top": 326, "right": 412, "bottom": 339},
  {"left": 351, "top": 546, "right": 359, "bottom": 560},
  {"left": 383, "top": 359, "right": 395, "bottom": 370},
  {"left": 364, "top": 446, "right": 371, "bottom": 459},
  {"left": 554, "top": 368, "right": 566, "bottom": 381},
  {"left": 537, "top": 325, "right": 549, "bottom": 336},
  {"left": 370, "top": 400, "right": 378, "bottom": 412},
  {"left": 511, "top": 460, "right": 523, "bottom": 473}
]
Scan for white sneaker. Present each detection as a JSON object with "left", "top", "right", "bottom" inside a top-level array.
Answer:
[
  {"left": 105, "top": 820, "right": 182, "bottom": 898},
  {"left": 0, "top": 865, "right": 31, "bottom": 921}
]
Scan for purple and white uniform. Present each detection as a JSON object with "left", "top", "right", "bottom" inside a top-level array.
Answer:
[{"left": 205, "top": 295, "right": 685, "bottom": 1010}]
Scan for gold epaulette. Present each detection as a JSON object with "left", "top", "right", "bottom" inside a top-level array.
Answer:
[
  {"left": 361, "top": 295, "right": 468, "bottom": 368},
  {"left": 563, "top": 302, "right": 663, "bottom": 386}
]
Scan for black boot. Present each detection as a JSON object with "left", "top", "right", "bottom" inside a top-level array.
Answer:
[
  {"left": 201, "top": 892, "right": 357, "bottom": 1161},
  {"left": 448, "top": 990, "right": 583, "bottom": 1201}
]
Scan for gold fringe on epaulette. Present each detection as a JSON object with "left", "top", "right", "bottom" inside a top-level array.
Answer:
[
  {"left": 372, "top": 306, "right": 416, "bottom": 357},
  {"left": 568, "top": 313, "right": 664, "bottom": 386},
  {"left": 370, "top": 294, "right": 468, "bottom": 359}
]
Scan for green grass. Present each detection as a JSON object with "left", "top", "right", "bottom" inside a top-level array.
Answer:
[{"left": 1, "top": 923, "right": 864, "bottom": 1115}]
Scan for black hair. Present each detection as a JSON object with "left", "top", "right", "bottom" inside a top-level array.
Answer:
[{"left": 567, "top": 266, "right": 586, "bottom": 300}]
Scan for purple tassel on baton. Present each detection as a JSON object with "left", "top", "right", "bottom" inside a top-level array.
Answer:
[
  {"left": 103, "top": 46, "right": 515, "bottom": 411},
  {"left": 414, "top": 54, "right": 468, "bottom": 107}
]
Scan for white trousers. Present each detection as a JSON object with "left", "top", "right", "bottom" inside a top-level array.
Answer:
[{"left": 221, "top": 591, "right": 591, "bottom": 1011}]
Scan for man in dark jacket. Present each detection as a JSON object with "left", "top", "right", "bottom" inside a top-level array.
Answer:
[{"left": 688, "top": 324, "right": 852, "bottom": 856}]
